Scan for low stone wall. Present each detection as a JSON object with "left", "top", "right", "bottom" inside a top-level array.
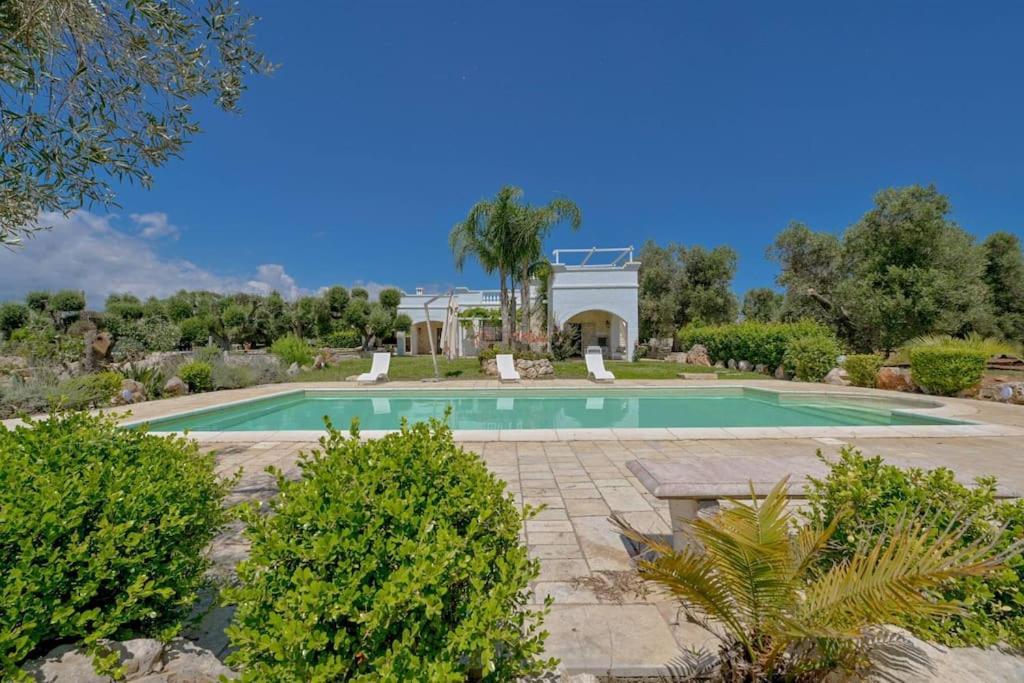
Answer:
[{"left": 481, "top": 357, "right": 555, "bottom": 379}]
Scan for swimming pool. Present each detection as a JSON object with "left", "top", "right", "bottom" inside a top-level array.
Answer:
[{"left": 138, "top": 387, "right": 961, "bottom": 432}]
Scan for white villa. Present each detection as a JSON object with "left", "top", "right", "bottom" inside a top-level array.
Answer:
[{"left": 397, "top": 246, "right": 640, "bottom": 361}]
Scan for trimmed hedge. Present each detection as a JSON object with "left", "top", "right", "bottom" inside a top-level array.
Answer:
[
  {"left": 909, "top": 346, "right": 987, "bottom": 396},
  {"left": 224, "top": 419, "right": 553, "bottom": 681},
  {"left": 678, "top": 320, "right": 831, "bottom": 369},
  {"left": 843, "top": 354, "right": 884, "bottom": 388},
  {"left": 783, "top": 334, "right": 841, "bottom": 382},
  {"left": 805, "top": 447, "right": 1024, "bottom": 647},
  {"left": 0, "top": 412, "right": 231, "bottom": 677}
]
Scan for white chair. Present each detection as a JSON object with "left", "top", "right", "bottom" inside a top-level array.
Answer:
[
  {"left": 585, "top": 350, "right": 615, "bottom": 383},
  {"left": 496, "top": 354, "right": 520, "bottom": 383},
  {"left": 357, "top": 352, "right": 391, "bottom": 384}
]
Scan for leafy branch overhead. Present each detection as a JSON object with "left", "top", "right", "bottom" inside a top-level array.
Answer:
[{"left": 0, "top": 0, "right": 274, "bottom": 245}]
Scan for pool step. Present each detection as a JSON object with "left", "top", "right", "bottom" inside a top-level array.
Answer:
[{"left": 677, "top": 373, "right": 719, "bottom": 380}]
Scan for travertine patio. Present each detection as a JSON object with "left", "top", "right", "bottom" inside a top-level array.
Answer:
[{"left": 105, "top": 380, "right": 1024, "bottom": 679}]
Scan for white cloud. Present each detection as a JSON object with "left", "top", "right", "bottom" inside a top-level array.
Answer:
[
  {"left": 130, "top": 211, "right": 180, "bottom": 240},
  {"left": 0, "top": 211, "right": 314, "bottom": 307}
]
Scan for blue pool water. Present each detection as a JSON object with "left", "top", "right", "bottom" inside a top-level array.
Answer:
[{"left": 139, "top": 388, "right": 959, "bottom": 432}]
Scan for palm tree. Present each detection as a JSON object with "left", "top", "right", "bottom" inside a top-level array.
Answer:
[
  {"left": 613, "top": 478, "right": 1018, "bottom": 680},
  {"left": 450, "top": 186, "right": 522, "bottom": 343},
  {"left": 512, "top": 198, "right": 581, "bottom": 341}
]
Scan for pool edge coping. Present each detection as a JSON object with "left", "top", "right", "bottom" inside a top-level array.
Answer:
[{"left": 115, "top": 384, "right": 1024, "bottom": 443}]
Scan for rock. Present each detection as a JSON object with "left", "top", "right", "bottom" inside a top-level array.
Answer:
[
  {"left": 286, "top": 362, "right": 300, "bottom": 377},
  {"left": 823, "top": 367, "right": 850, "bottom": 386},
  {"left": 727, "top": 359, "right": 737, "bottom": 370},
  {"left": 774, "top": 365, "right": 790, "bottom": 380},
  {"left": 754, "top": 363, "right": 768, "bottom": 374},
  {"left": 21, "top": 638, "right": 236, "bottom": 682},
  {"left": 644, "top": 337, "right": 675, "bottom": 360},
  {"left": 978, "top": 381, "right": 1024, "bottom": 404},
  {"left": 163, "top": 376, "right": 189, "bottom": 397},
  {"left": 714, "top": 361, "right": 725, "bottom": 369},
  {"left": 112, "top": 379, "right": 147, "bottom": 406},
  {"left": 562, "top": 674, "right": 600, "bottom": 683},
  {"left": 685, "top": 344, "right": 712, "bottom": 367},
  {"left": 876, "top": 366, "right": 915, "bottom": 392},
  {"left": 664, "top": 352, "right": 689, "bottom": 363},
  {"left": 737, "top": 360, "right": 753, "bottom": 372}
]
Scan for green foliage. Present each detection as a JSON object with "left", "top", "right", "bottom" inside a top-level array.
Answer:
[
  {"left": 320, "top": 328, "right": 362, "bottom": 348},
  {"left": 393, "top": 312, "right": 413, "bottom": 333},
  {"left": 0, "top": 412, "right": 232, "bottom": 675},
  {"left": 0, "top": 303, "right": 29, "bottom": 338},
  {"left": 122, "top": 364, "right": 167, "bottom": 400},
  {"left": 477, "top": 346, "right": 553, "bottom": 363},
  {"left": 6, "top": 327, "right": 83, "bottom": 365},
  {"left": 805, "top": 447, "right": 1024, "bottom": 648},
  {"left": 842, "top": 354, "right": 883, "bottom": 388},
  {"left": 24, "top": 291, "right": 50, "bottom": 312},
  {"left": 769, "top": 186, "right": 998, "bottom": 352},
  {"left": 270, "top": 334, "right": 314, "bottom": 367},
  {"left": 0, "top": 0, "right": 272, "bottom": 246},
  {"left": 178, "top": 316, "right": 211, "bottom": 349},
  {"left": 983, "top": 232, "right": 1024, "bottom": 344},
  {"left": 177, "top": 361, "right": 213, "bottom": 393},
  {"left": 678, "top": 320, "right": 830, "bottom": 369},
  {"left": 224, "top": 419, "right": 553, "bottom": 681},
  {"left": 617, "top": 471, "right": 1014, "bottom": 681},
  {"left": 210, "top": 363, "right": 255, "bottom": 390},
  {"left": 323, "top": 286, "right": 349, "bottom": 319},
  {"left": 740, "top": 287, "right": 783, "bottom": 323},
  {"left": 903, "top": 332, "right": 1019, "bottom": 359},
  {"left": 548, "top": 324, "right": 581, "bottom": 361},
  {"left": 49, "top": 289, "right": 86, "bottom": 314},
  {"left": 378, "top": 287, "right": 402, "bottom": 310},
  {"left": 105, "top": 294, "right": 145, "bottom": 321},
  {"left": 783, "top": 334, "right": 841, "bottom": 382},
  {"left": 350, "top": 287, "right": 369, "bottom": 300},
  {"left": 51, "top": 372, "right": 124, "bottom": 410},
  {"left": 638, "top": 240, "right": 739, "bottom": 340},
  {"left": 909, "top": 346, "right": 988, "bottom": 396}
]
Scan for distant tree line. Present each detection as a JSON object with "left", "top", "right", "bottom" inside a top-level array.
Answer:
[{"left": 638, "top": 184, "right": 1024, "bottom": 353}]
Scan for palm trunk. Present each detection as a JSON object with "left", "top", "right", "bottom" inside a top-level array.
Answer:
[
  {"left": 520, "top": 268, "right": 531, "bottom": 342},
  {"left": 499, "top": 270, "right": 511, "bottom": 347}
]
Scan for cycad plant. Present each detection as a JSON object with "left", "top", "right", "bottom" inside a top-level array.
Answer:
[{"left": 614, "top": 478, "right": 1019, "bottom": 681}]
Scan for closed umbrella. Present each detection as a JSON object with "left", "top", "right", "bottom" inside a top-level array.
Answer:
[{"left": 440, "top": 294, "right": 460, "bottom": 361}]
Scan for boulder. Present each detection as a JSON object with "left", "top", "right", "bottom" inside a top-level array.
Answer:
[
  {"left": 754, "top": 363, "right": 768, "bottom": 374},
  {"left": 823, "top": 367, "right": 850, "bottom": 386},
  {"left": 978, "top": 381, "right": 1024, "bottom": 404},
  {"left": 737, "top": 360, "right": 753, "bottom": 372},
  {"left": 21, "top": 638, "right": 236, "bottom": 682},
  {"left": 714, "top": 361, "right": 726, "bottom": 369},
  {"left": 286, "top": 362, "right": 300, "bottom": 377},
  {"left": 664, "top": 352, "right": 689, "bottom": 364},
  {"left": 685, "top": 344, "right": 712, "bottom": 367},
  {"left": 727, "top": 359, "right": 737, "bottom": 370},
  {"left": 163, "top": 376, "right": 189, "bottom": 397},
  {"left": 774, "top": 365, "right": 790, "bottom": 380},
  {"left": 112, "top": 378, "right": 147, "bottom": 405},
  {"left": 876, "top": 367, "right": 915, "bottom": 392}
]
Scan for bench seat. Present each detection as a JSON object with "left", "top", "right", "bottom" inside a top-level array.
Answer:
[{"left": 627, "top": 456, "right": 1020, "bottom": 551}]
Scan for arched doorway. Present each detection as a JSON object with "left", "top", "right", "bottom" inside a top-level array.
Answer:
[{"left": 563, "top": 309, "right": 628, "bottom": 359}]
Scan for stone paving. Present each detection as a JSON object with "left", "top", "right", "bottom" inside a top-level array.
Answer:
[{"left": 61, "top": 379, "right": 1024, "bottom": 679}]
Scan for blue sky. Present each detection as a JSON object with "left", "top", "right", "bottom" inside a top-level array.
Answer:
[{"left": 5, "top": 1, "right": 1023, "bottom": 305}]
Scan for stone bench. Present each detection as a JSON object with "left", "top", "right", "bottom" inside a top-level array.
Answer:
[{"left": 627, "top": 456, "right": 1021, "bottom": 551}]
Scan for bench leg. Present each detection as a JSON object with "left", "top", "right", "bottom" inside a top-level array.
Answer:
[{"left": 668, "top": 498, "right": 718, "bottom": 552}]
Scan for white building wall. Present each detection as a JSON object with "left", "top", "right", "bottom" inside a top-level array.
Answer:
[{"left": 548, "top": 262, "right": 640, "bottom": 361}]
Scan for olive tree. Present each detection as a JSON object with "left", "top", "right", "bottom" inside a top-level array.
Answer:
[{"left": 0, "top": 0, "right": 272, "bottom": 245}]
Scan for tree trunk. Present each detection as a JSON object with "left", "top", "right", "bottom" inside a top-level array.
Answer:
[
  {"left": 519, "top": 269, "right": 531, "bottom": 345},
  {"left": 499, "top": 270, "right": 511, "bottom": 347},
  {"left": 806, "top": 288, "right": 856, "bottom": 342}
]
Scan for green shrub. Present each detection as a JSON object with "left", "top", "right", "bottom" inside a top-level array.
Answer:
[
  {"left": 678, "top": 320, "right": 830, "bottom": 369},
  {"left": 178, "top": 316, "right": 211, "bottom": 348},
  {"left": 0, "top": 375, "right": 57, "bottom": 419},
  {"left": 320, "top": 328, "right": 362, "bottom": 348},
  {"left": 177, "top": 361, "right": 213, "bottom": 393},
  {"left": 0, "top": 302, "right": 29, "bottom": 338},
  {"left": 211, "top": 362, "right": 255, "bottom": 390},
  {"left": 224, "top": 419, "right": 553, "bottom": 681},
  {"left": 477, "top": 346, "right": 553, "bottom": 364},
  {"left": 141, "top": 319, "right": 181, "bottom": 352},
  {"left": 122, "top": 364, "right": 167, "bottom": 400},
  {"left": 909, "top": 346, "right": 987, "bottom": 396},
  {"left": 50, "top": 371, "right": 123, "bottom": 410},
  {"left": 269, "top": 333, "right": 314, "bottom": 367},
  {"left": 193, "top": 344, "right": 223, "bottom": 365},
  {"left": 0, "top": 412, "right": 232, "bottom": 676},
  {"left": 842, "top": 353, "right": 883, "bottom": 388},
  {"left": 805, "top": 447, "right": 1024, "bottom": 648},
  {"left": 782, "top": 334, "right": 841, "bottom": 382}
]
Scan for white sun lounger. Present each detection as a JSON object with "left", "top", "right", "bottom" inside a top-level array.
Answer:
[
  {"left": 496, "top": 397, "right": 515, "bottom": 411},
  {"left": 357, "top": 352, "right": 391, "bottom": 384},
  {"left": 496, "top": 354, "right": 520, "bottom": 383},
  {"left": 371, "top": 397, "right": 391, "bottom": 414},
  {"left": 585, "top": 350, "right": 615, "bottom": 383},
  {"left": 586, "top": 396, "right": 605, "bottom": 410}
]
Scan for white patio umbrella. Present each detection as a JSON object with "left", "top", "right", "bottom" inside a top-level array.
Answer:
[{"left": 439, "top": 294, "right": 460, "bottom": 361}]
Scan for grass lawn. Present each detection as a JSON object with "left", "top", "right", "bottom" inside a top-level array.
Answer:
[{"left": 292, "top": 356, "right": 766, "bottom": 382}]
